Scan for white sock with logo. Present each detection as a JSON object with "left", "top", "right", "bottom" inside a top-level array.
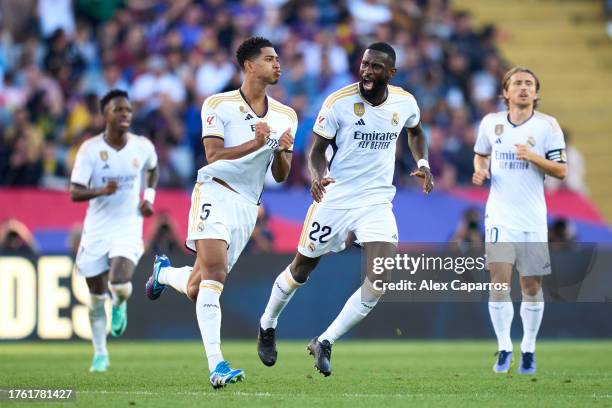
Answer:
[
  {"left": 488, "top": 288, "right": 514, "bottom": 351},
  {"left": 260, "top": 266, "right": 304, "bottom": 330},
  {"left": 520, "top": 290, "right": 544, "bottom": 353},
  {"left": 318, "top": 279, "right": 383, "bottom": 344},
  {"left": 196, "top": 280, "right": 225, "bottom": 372},
  {"left": 89, "top": 294, "right": 108, "bottom": 356}
]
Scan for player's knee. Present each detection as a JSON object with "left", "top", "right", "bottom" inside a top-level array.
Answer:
[
  {"left": 489, "top": 286, "right": 511, "bottom": 302},
  {"left": 364, "top": 277, "right": 386, "bottom": 299},
  {"left": 522, "top": 288, "right": 543, "bottom": 302},
  {"left": 290, "top": 256, "right": 317, "bottom": 283},
  {"left": 521, "top": 282, "right": 542, "bottom": 298}
]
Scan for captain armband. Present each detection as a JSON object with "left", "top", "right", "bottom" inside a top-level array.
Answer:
[{"left": 545, "top": 149, "right": 567, "bottom": 163}]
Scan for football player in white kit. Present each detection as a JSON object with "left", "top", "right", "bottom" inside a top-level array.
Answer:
[
  {"left": 70, "top": 89, "right": 159, "bottom": 372},
  {"left": 256, "top": 43, "right": 434, "bottom": 376},
  {"left": 473, "top": 67, "right": 567, "bottom": 375},
  {"left": 145, "top": 37, "right": 296, "bottom": 388}
]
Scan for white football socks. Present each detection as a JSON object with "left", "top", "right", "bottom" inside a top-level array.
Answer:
[
  {"left": 260, "top": 266, "right": 304, "bottom": 330},
  {"left": 89, "top": 293, "right": 108, "bottom": 356},
  {"left": 488, "top": 287, "right": 514, "bottom": 351},
  {"left": 108, "top": 282, "right": 132, "bottom": 307},
  {"left": 520, "top": 289, "right": 544, "bottom": 353},
  {"left": 159, "top": 266, "right": 192, "bottom": 295},
  {"left": 196, "top": 280, "right": 224, "bottom": 372},
  {"left": 318, "top": 279, "right": 383, "bottom": 344}
]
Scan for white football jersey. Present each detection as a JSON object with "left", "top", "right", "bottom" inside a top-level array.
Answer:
[
  {"left": 313, "top": 82, "right": 420, "bottom": 209},
  {"left": 474, "top": 111, "right": 566, "bottom": 232},
  {"left": 70, "top": 133, "right": 158, "bottom": 242},
  {"left": 198, "top": 89, "right": 298, "bottom": 204}
]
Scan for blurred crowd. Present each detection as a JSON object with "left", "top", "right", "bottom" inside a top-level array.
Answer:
[{"left": 0, "top": 0, "right": 585, "bottom": 193}]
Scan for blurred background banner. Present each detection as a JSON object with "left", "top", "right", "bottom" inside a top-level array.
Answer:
[{"left": 2, "top": 251, "right": 611, "bottom": 341}]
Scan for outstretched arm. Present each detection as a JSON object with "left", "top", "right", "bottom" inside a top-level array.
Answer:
[
  {"left": 407, "top": 123, "right": 434, "bottom": 194},
  {"left": 308, "top": 133, "right": 334, "bottom": 202}
]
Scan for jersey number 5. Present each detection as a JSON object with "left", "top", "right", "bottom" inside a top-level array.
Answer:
[
  {"left": 200, "top": 203, "right": 212, "bottom": 220},
  {"left": 309, "top": 222, "right": 332, "bottom": 243}
]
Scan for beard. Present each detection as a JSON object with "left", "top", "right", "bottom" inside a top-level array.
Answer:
[{"left": 359, "top": 78, "right": 387, "bottom": 98}]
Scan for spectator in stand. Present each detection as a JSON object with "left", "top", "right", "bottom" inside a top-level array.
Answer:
[{"left": 0, "top": 218, "right": 38, "bottom": 255}]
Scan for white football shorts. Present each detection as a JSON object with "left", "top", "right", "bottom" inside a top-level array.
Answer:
[
  {"left": 75, "top": 233, "right": 144, "bottom": 278},
  {"left": 186, "top": 178, "right": 258, "bottom": 272},
  {"left": 485, "top": 224, "right": 551, "bottom": 276},
  {"left": 297, "top": 202, "right": 398, "bottom": 258}
]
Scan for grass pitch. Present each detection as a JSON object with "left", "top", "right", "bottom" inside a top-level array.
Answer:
[{"left": 1, "top": 340, "right": 611, "bottom": 407}]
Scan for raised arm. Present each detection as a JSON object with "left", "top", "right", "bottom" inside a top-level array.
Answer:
[
  {"left": 271, "top": 128, "right": 294, "bottom": 182},
  {"left": 203, "top": 122, "right": 268, "bottom": 164}
]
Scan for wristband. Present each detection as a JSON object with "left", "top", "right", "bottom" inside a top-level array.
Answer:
[
  {"left": 143, "top": 188, "right": 156, "bottom": 204},
  {"left": 417, "top": 159, "right": 430, "bottom": 169}
]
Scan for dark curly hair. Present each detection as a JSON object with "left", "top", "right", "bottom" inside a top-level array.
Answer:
[
  {"left": 100, "top": 89, "right": 129, "bottom": 112},
  {"left": 236, "top": 37, "right": 274, "bottom": 69}
]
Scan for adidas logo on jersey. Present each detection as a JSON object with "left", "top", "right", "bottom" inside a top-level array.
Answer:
[
  {"left": 245, "top": 114, "right": 253, "bottom": 120},
  {"left": 102, "top": 164, "right": 110, "bottom": 170},
  {"left": 495, "top": 138, "right": 502, "bottom": 144},
  {"left": 355, "top": 118, "right": 366, "bottom": 126}
]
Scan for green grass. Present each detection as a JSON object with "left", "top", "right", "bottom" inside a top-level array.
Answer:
[{"left": 1, "top": 340, "right": 611, "bottom": 407}]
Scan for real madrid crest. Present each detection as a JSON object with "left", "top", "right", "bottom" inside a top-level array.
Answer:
[
  {"left": 308, "top": 242, "right": 316, "bottom": 252},
  {"left": 527, "top": 135, "right": 536, "bottom": 147},
  {"left": 99, "top": 150, "right": 108, "bottom": 161},
  {"left": 133, "top": 158, "right": 140, "bottom": 168},
  {"left": 560, "top": 150, "right": 567, "bottom": 162},
  {"left": 494, "top": 124, "right": 504, "bottom": 136},
  {"left": 354, "top": 102, "right": 365, "bottom": 117},
  {"left": 239, "top": 105, "right": 247, "bottom": 113},
  {"left": 392, "top": 112, "right": 399, "bottom": 126}
]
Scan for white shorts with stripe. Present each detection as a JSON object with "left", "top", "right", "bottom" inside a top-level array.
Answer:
[
  {"left": 186, "top": 178, "right": 258, "bottom": 272},
  {"left": 297, "top": 202, "right": 398, "bottom": 258},
  {"left": 485, "top": 224, "right": 551, "bottom": 276},
  {"left": 75, "top": 234, "right": 144, "bottom": 278}
]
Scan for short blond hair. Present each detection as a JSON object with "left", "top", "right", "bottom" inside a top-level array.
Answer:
[{"left": 501, "top": 66, "right": 540, "bottom": 109}]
